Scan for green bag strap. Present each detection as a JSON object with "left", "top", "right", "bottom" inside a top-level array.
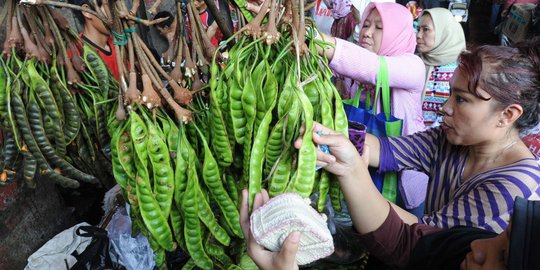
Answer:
[
  {"left": 344, "top": 83, "right": 370, "bottom": 109},
  {"left": 352, "top": 85, "right": 363, "bottom": 108},
  {"left": 372, "top": 56, "right": 391, "bottom": 120}
]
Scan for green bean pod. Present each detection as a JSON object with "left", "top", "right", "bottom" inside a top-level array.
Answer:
[
  {"left": 95, "top": 104, "right": 110, "bottom": 150},
  {"left": 135, "top": 172, "right": 175, "bottom": 251},
  {"left": 329, "top": 176, "right": 342, "bottom": 212},
  {"left": 183, "top": 158, "right": 213, "bottom": 270},
  {"left": 196, "top": 181, "right": 231, "bottom": 246},
  {"left": 57, "top": 79, "right": 81, "bottom": 145},
  {"left": 284, "top": 97, "right": 302, "bottom": 144},
  {"left": 195, "top": 125, "right": 243, "bottom": 238},
  {"left": 253, "top": 73, "right": 268, "bottom": 133},
  {"left": 27, "top": 96, "right": 99, "bottom": 184},
  {"left": 303, "top": 79, "right": 321, "bottom": 112},
  {"left": 241, "top": 77, "right": 257, "bottom": 135},
  {"left": 26, "top": 62, "right": 66, "bottom": 154},
  {"left": 79, "top": 122, "right": 97, "bottom": 162},
  {"left": 147, "top": 234, "right": 167, "bottom": 270},
  {"left": 209, "top": 89, "right": 233, "bottom": 166},
  {"left": 144, "top": 116, "right": 174, "bottom": 218},
  {"left": 48, "top": 72, "right": 64, "bottom": 121},
  {"left": 130, "top": 112, "right": 149, "bottom": 168},
  {"left": 22, "top": 150, "right": 37, "bottom": 189},
  {"left": 43, "top": 171, "right": 80, "bottom": 188},
  {"left": 182, "top": 259, "right": 197, "bottom": 270},
  {"left": 166, "top": 117, "right": 179, "bottom": 158},
  {"left": 331, "top": 86, "right": 349, "bottom": 137},
  {"left": 318, "top": 97, "right": 335, "bottom": 211},
  {"left": 117, "top": 128, "right": 136, "bottom": 181},
  {"left": 268, "top": 151, "right": 293, "bottom": 197},
  {"left": 224, "top": 171, "right": 239, "bottom": 207},
  {"left": 174, "top": 127, "right": 193, "bottom": 207},
  {"left": 12, "top": 90, "right": 78, "bottom": 188},
  {"left": 228, "top": 78, "right": 247, "bottom": 145},
  {"left": 248, "top": 109, "right": 273, "bottom": 208},
  {"left": 169, "top": 204, "right": 185, "bottom": 250},
  {"left": 2, "top": 130, "right": 19, "bottom": 176},
  {"left": 83, "top": 44, "right": 109, "bottom": 94},
  {"left": 11, "top": 92, "right": 52, "bottom": 173},
  {"left": 277, "top": 69, "right": 295, "bottom": 119},
  {"left": 264, "top": 115, "right": 286, "bottom": 176},
  {"left": 291, "top": 90, "right": 317, "bottom": 198},
  {"left": 111, "top": 124, "right": 128, "bottom": 189},
  {"left": 205, "top": 237, "right": 234, "bottom": 267},
  {"left": 0, "top": 58, "right": 10, "bottom": 120}
]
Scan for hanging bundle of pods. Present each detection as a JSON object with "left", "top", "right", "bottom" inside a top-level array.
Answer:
[
  {"left": 163, "top": 0, "right": 348, "bottom": 268},
  {"left": 100, "top": 0, "right": 250, "bottom": 268},
  {"left": 213, "top": 0, "right": 348, "bottom": 211},
  {"left": 0, "top": 1, "right": 116, "bottom": 188},
  {"left": 106, "top": 0, "right": 349, "bottom": 268}
]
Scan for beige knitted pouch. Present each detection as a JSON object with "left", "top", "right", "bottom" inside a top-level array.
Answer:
[{"left": 250, "top": 193, "right": 335, "bottom": 265}]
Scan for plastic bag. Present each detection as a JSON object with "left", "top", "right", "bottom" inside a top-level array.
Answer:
[
  {"left": 106, "top": 205, "right": 154, "bottom": 270},
  {"left": 25, "top": 222, "right": 92, "bottom": 270},
  {"left": 71, "top": 226, "right": 115, "bottom": 270}
]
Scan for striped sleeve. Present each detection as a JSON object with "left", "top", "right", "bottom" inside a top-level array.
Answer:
[
  {"left": 422, "top": 161, "right": 540, "bottom": 233},
  {"left": 378, "top": 127, "right": 444, "bottom": 175}
]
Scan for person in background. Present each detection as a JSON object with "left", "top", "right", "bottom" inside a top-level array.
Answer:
[
  {"left": 406, "top": 8, "right": 465, "bottom": 216},
  {"left": 318, "top": 3, "right": 428, "bottom": 219},
  {"left": 193, "top": 0, "right": 222, "bottom": 47},
  {"left": 327, "top": 0, "right": 357, "bottom": 100},
  {"left": 417, "top": 8, "right": 466, "bottom": 127},
  {"left": 328, "top": 0, "right": 357, "bottom": 40},
  {"left": 490, "top": 0, "right": 505, "bottom": 33},
  {"left": 68, "top": 0, "right": 119, "bottom": 80},
  {"left": 350, "top": 0, "right": 395, "bottom": 43},
  {"left": 500, "top": 0, "right": 538, "bottom": 17}
]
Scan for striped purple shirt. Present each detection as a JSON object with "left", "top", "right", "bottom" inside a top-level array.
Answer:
[{"left": 378, "top": 127, "right": 540, "bottom": 233}]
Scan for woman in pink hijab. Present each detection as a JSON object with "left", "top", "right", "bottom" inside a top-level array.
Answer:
[
  {"left": 317, "top": 2, "right": 428, "bottom": 218},
  {"left": 319, "top": 2, "right": 425, "bottom": 135}
]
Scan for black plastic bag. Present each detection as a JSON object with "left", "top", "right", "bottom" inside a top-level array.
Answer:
[{"left": 71, "top": 226, "right": 117, "bottom": 270}]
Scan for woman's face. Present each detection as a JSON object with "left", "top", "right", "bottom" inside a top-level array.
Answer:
[
  {"left": 417, "top": 14, "right": 436, "bottom": 53},
  {"left": 441, "top": 69, "right": 501, "bottom": 146},
  {"left": 359, "top": 9, "right": 383, "bottom": 53},
  {"left": 460, "top": 225, "right": 510, "bottom": 270}
]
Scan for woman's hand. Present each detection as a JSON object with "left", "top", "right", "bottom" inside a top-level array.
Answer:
[
  {"left": 239, "top": 189, "right": 301, "bottom": 270},
  {"left": 294, "top": 122, "right": 367, "bottom": 177}
]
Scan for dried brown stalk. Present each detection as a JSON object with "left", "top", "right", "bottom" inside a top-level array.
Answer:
[{"left": 242, "top": 0, "right": 271, "bottom": 38}]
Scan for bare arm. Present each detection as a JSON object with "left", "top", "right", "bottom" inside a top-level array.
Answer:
[
  {"left": 302, "top": 123, "right": 417, "bottom": 233},
  {"left": 366, "top": 133, "right": 381, "bottom": 167},
  {"left": 315, "top": 32, "right": 337, "bottom": 61}
]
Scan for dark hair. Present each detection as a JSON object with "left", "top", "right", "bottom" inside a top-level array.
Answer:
[
  {"left": 153, "top": 11, "right": 174, "bottom": 29},
  {"left": 457, "top": 38, "right": 540, "bottom": 130},
  {"left": 68, "top": 0, "right": 102, "bottom": 25}
]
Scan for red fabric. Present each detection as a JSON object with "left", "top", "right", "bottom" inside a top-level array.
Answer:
[
  {"left": 68, "top": 33, "right": 119, "bottom": 81},
  {"left": 199, "top": 9, "right": 222, "bottom": 47},
  {"left": 330, "top": 12, "right": 356, "bottom": 40},
  {"left": 353, "top": 205, "right": 441, "bottom": 268},
  {"left": 523, "top": 133, "right": 540, "bottom": 157}
]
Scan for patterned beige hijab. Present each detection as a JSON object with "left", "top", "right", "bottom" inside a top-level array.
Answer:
[{"left": 419, "top": 8, "right": 466, "bottom": 67}]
